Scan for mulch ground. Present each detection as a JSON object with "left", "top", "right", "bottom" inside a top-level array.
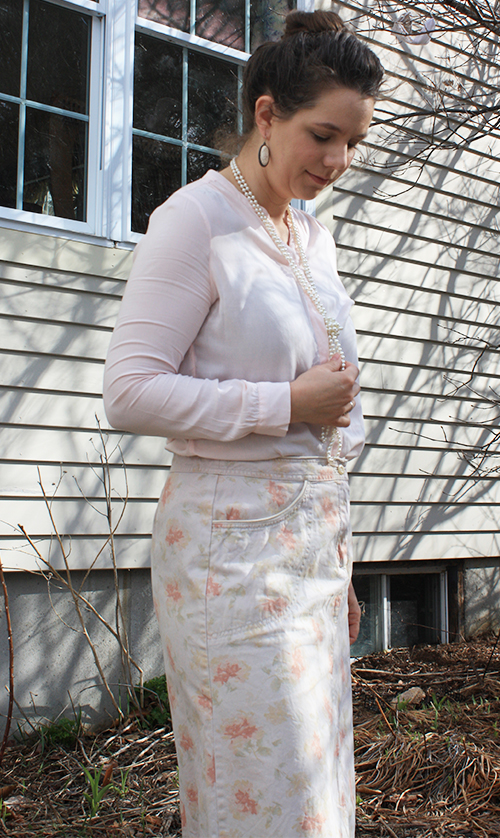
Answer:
[{"left": 0, "top": 637, "right": 499, "bottom": 837}]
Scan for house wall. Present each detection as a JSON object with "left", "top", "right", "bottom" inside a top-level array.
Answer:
[
  {"left": 1, "top": 227, "right": 169, "bottom": 573},
  {"left": 1, "top": 0, "right": 500, "bottom": 733},
  {"left": 319, "top": 1, "right": 500, "bottom": 572},
  {"left": 0, "top": 228, "right": 168, "bottom": 732}
]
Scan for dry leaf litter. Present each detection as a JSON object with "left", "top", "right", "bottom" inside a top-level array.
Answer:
[{"left": 0, "top": 637, "right": 498, "bottom": 837}]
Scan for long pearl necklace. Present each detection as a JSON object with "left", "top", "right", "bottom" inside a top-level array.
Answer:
[{"left": 230, "top": 157, "right": 345, "bottom": 468}]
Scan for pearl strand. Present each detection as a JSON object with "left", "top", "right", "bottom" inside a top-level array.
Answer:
[{"left": 230, "top": 157, "right": 346, "bottom": 468}]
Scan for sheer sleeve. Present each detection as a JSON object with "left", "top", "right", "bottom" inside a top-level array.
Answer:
[{"left": 103, "top": 193, "right": 291, "bottom": 440}]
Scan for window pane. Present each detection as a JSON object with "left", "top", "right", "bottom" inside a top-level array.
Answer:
[
  {"left": 0, "top": 101, "right": 18, "bottom": 209},
  {"left": 134, "top": 34, "right": 183, "bottom": 140},
  {"left": 196, "top": 0, "right": 245, "bottom": 49},
  {"left": 137, "top": 0, "right": 189, "bottom": 34},
  {"left": 390, "top": 574, "right": 441, "bottom": 648},
  {"left": 187, "top": 149, "right": 227, "bottom": 183},
  {"left": 23, "top": 108, "right": 87, "bottom": 220},
  {"left": 27, "top": 0, "right": 90, "bottom": 116},
  {"left": 0, "top": 1, "right": 22, "bottom": 97},
  {"left": 250, "top": 0, "right": 295, "bottom": 52},
  {"left": 132, "top": 137, "right": 182, "bottom": 233},
  {"left": 351, "top": 575, "right": 382, "bottom": 657},
  {"left": 188, "top": 51, "right": 237, "bottom": 148}
]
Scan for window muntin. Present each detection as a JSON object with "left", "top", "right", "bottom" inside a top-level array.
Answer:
[
  {"left": 138, "top": 0, "right": 294, "bottom": 52},
  {"left": 132, "top": 30, "right": 239, "bottom": 233},
  {"left": 0, "top": 0, "right": 91, "bottom": 220},
  {"left": 0, "top": 0, "right": 301, "bottom": 239},
  {"left": 351, "top": 571, "right": 447, "bottom": 657}
]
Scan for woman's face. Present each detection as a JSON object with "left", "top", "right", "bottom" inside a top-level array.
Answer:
[{"left": 263, "top": 86, "right": 375, "bottom": 202}]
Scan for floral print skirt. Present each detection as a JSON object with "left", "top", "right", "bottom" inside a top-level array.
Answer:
[{"left": 151, "top": 455, "right": 355, "bottom": 838}]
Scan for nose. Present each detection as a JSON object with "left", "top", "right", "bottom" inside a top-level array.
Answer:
[{"left": 324, "top": 143, "right": 349, "bottom": 172}]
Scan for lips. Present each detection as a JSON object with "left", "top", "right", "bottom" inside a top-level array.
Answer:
[{"left": 307, "top": 172, "right": 331, "bottom": 187}]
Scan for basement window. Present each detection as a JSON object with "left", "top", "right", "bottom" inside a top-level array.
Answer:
[{"left": 351, "top": 568, "right": 449, "bottom": 657}]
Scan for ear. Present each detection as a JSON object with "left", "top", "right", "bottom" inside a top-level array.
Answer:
[{"left": 254, "top": 95, "right": 276, "bottom": 141}]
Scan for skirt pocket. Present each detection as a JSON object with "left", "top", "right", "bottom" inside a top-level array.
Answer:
[{"left": 207, "top": 475, "right": 312, "bottom": 638}]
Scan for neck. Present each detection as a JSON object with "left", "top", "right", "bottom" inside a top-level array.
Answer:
[{"left": 225, "top": 140, "right": 290, "bottom": 227}]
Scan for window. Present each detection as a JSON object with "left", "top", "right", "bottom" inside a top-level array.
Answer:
[
  {"left": 351, "top": 567, "right": 450, "bottom": 657},
  {"left": 0, "top": 0, "right": 92, "bottom": 220},
  {"left": 0, "top": 0, "right": 300, "bottom": 240}
]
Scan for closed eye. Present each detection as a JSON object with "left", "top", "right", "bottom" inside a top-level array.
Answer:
[{"left": 312, "top": 133, "right": 330, "bottom": 142}]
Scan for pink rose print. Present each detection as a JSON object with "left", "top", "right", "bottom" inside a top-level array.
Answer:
[
  {"left": 300, "top": 813, "right": 326, "bottom": 833},
  {"left": 267, "top": 480, "right": 287, "bottom": 506},
  {"left": 159, "top": 477, "right": 174, "bottom": 508},
  {"left": 277, "top": 524, "right": 296, "bottom": 550},
  {"left": 338, "top": 540, "right": 348, "bottom": 566},
  {"left": 230, "top": 781, "right": 260, "bottom": 818},
  {"left": 311, "top": 732, "right": 323, "bottom": 760},
  {"left": 166, "top": 679, "right": 176, "bottom": 709},
  {"left": 318, "top": 465, "right": 336, "bottom": 480},
  {"left": 320, "top": 496, "right": 338, "bottom": 526},
  {"left": 207, "top": 753, "right": 216, "bottom": 785},
  {"left": 206, "top": 575, "right": 222, "bottom": 596},
  {"left": 166, "top": 643, "right": 176, "bottom": 672},
  {"left": 323, "top": 696, "right": 333, "bottom": 724},
  {"left": 197, "top": 694, "right": 212, "bottom": 711},
  {"left": 235, "top": 788, "right": 259, "bottom": 815},
  {"left": 225, "top": 506, "right": 241, "bottom": 520},
  {"left": 214, "top": 662, "right": 242, "bottom": 685},
  {"left": 262, "top": 596, "right": 288, "bottom": 617},
  {"left": 311, "top": 619, "right": 323, "bottom": 642},
  {"left": 223, "top": 716, "right": 258, "bottom": 743},
  {"left": 291, "top": 648, "right": 305, "bottom": 680},
  {"left": 179, "top": 728, "right": 194, "bottom": 751},
  {"left": 165, "top": 525, "right": 184, "bottom": 545},
  {"left": 186, "top": 785, "right": 198, "bottom": 805},
  {"left": 165, "top": 581, "right": 182, "bottom": 602}
]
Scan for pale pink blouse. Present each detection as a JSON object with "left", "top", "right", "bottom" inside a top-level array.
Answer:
[{"left": 103, "top": 170, "right": 365, "bottom": 462}]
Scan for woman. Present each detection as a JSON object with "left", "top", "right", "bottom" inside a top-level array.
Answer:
[{"left": 104, "top": 10, "right": 383, "bottom": 837}]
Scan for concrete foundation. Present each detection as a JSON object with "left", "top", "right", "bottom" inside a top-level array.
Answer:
[
  {"left": 463, "top": 559, "right": 500, "bottom": 638},
  {"left": 0, "top": 569, "right": 163, "bottom": 735}
]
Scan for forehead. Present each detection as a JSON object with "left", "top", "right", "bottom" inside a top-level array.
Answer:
[{"left": 300, "top": 87, "right": 374, "bottom": 130}]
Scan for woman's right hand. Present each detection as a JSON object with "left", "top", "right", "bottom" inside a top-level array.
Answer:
[{"left": 289, "top": 354, "right": 360, "bottom": 427}]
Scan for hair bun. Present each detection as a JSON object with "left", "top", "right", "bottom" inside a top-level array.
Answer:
[{"left": 282, "top": 10, "right": 344, "bottom": 39}]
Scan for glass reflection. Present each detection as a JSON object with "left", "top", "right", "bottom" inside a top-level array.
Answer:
[
  {"left": 0, "top": 1, "right": 22, "bottom": 97},
  {"left": 187, "top": 149, "right": 227, "bottom": 183},
  {"left": 137, "top": 0, "right": 296, "bottom": 52},
  {"left": 350, "top": 575, "right": 382, "bottom": 657},
  {"left": 132, "top": 137, "right": 182, "bottom": 233},
  {"left": 0, "top": 101, "right": 18, "bottom": 209},
  {"left": 188, "top": 51, "right": 237, "bottom": 148},
  {"left": 27, "top": 0, "right": 90, "bottom": 115},
  {"left": 134, "top": 34, "right": 183, "bottom": 139},
  {"left": 23, "top": 108, "right": 87, "bottom": 220},
  {"left": 196, "top": 0, "right": 245, "bottom": 50},
  {"left": 250, "top": 0, "right": 295, "bottom": 51},
  {"left": 137, "top": 0, "right": 189, "bottom": 33}
]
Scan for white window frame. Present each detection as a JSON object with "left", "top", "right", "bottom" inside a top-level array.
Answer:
[
  {"left": 353, "top": 565, "right": 450, "bottom": 653},
  {"left": 0, "top": 0, "right": 106, "bottom": 239},
  {"left": 0, "top": 0, "right": 313, "bottom": 244}
]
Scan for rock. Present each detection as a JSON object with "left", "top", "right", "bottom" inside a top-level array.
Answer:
[{"left": 390, "top": 686, "right": 426, "bottom": 708}]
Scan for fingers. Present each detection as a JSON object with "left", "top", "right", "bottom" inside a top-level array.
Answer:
[{"left": 324, "top": 357, "right": 359, "bottom": 379}]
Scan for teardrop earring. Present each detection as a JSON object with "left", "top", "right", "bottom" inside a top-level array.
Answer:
[{"left": 258, "top": 142, "right": 270, "bottom": 167}]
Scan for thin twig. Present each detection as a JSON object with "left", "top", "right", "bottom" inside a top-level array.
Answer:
[{"left": 0, "top": 555, "right": 14, "bottom": 766}]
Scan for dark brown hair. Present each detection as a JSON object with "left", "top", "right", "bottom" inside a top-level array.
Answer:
[{"left": 242, "top": 10, "right": 384, "bottom": 132}]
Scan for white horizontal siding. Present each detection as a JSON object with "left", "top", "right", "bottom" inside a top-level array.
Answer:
[
  {"left": 0, "top": 227, "right": 168, "bottom": 571},
  {"left": 321, "top": 0, "right": 500, "bottom": 563}
]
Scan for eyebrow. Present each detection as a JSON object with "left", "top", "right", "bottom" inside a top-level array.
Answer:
[{"left": 314, "top": 122, "right": 368, "bottom": 139}]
